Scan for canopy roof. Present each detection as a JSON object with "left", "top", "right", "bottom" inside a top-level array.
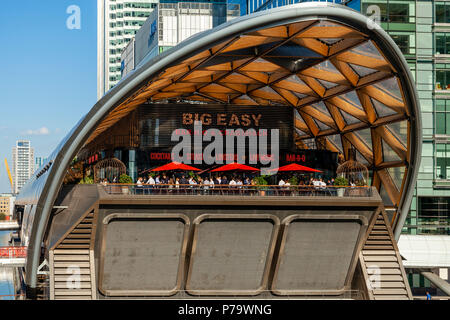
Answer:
[
  {"left": 16, "top": 3, "right": 421, "bottom": 289},
  {"left": 86, "top": 8, "right": 416, "bottom": 213}
]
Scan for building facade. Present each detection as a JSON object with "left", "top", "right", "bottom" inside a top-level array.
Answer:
[
  {"left": 246, "top": 0, "right": 361, "bottom": 13},
  {"left": 357, "top": 0, "right": 450, "bottom": 297},
  {"left": 0, "top": 194, "right": 15, "bottom": 220},
  {"left": 12, "top": 140, "right": 34, "bottom": 195},
  {"left": 35, "top": 157, "right": 47, "bottom": 172},
  {"left": 97, "top": 0, "right": 158, "bottom": 99},
  {"left": 121, "top": 1, "right": 241, "bottom": 78},
  {"left": 99, "top": 0, "right": 245, "bottom": 99}
]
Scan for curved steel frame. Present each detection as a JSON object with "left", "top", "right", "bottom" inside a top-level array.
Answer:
[{"left": 15, "top": 3, "right": 421, "bottom": 290}]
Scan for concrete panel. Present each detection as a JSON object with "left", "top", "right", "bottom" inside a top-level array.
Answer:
[
  {"left": 186, "top": 216, "right": 278, "bottom": 295},
  {"left": 272, "top": 219, "right": 362, "bottom": 294},
  {"left": 99, "top": 217, "right": 187, "bottom": 296}
]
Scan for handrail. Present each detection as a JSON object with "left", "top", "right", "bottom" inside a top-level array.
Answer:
[
  {"left": 101, "top": 183, "right": 371, "bottom": 188},
  {"left": 102, "top": 184, "right": 374, "bottom": 197}
]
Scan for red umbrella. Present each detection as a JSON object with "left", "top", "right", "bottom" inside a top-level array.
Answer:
[
  {"left": 151, "top": 162, "right": 201, "bottom": 172},
  {"left": 270, "top": 163, "right": 322, "bottom": 173},
  {"left": 210, "top": 163, "right": 260, "bottom": 172}
]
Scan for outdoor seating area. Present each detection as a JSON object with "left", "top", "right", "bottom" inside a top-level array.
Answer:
[
  {"left": 97, "top": 159, "right": 372, "bottom": 197},
  {"left": 103, "top": 183, "right": 373, "bottom": 197}
]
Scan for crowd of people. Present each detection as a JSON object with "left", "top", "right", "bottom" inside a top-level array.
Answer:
[
  {"left": 100, "top": 172, "right": 370, "bottom": 197},
  {"left": 101, "top": 173, "right": 360, "bottom": 188},
  {"left": 134, "top": 174, "right": 256, "bottom": 188}
]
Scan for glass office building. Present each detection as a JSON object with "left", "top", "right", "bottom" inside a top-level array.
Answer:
[{"left": 358, "top": 0, "right": 450, "bottom": 297}]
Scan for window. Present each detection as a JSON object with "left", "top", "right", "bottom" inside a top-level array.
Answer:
[
  {"left": 389, "top": 3, "right": 411, "bottom": 23},
  {"left": 436, "top": 69, "right": 450, "bottom": 90},
  {"left": 390, "top": 32, "right": 415, "bottom": 55},
  {"left": 436, "top": 2, "right": 450, "bottom": 23},
  {"left": 435, "top": 33, "right": 450, "bottom": 55},
  {"left": 435, "top": 100, "right": 450, "bottom": 135},
  {"left": 418, "top": 197, "right": 450, "bottom": 235},
  {"left": 435, "top": 143, "right": 450, "bottom": 179},
  {"left": 362, "top": 1, "right": 415, "bottom": 24}
]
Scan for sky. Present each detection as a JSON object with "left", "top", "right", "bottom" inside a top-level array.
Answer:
[{"left": 0, "top": 1, "right": 97, "bottom": 193}]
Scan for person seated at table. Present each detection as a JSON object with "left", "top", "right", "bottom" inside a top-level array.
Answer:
[
  {"left": 236, "top": 178, "right": 243, "bottom": 188},
  {"left": 175, "top": 177, "right": 180, "bottom": 188},
  {"left": 319, "top": 178, "right": 327, "bottom": 189},
  {"left": 137, "top": 177, "right": 143, "bottom": 186},
  {"left": 221, "top": 176, "right": 228, "bottom": 185},
  {"left": 188, "top": 176, "right": 197, "bottom": 185},
  {"left": 203, "top": 178, "right": 210, "bottom": 191},
  {"left": 146, "top": 175, "right": 155, "bottom": 185},
  {"left": 229, "top": 177, "right": 237, "bottom": 186},
  {"left": 244, "top": 177, "right": 250, "bottom": 185},
  {"left": 278, "top": 178, "right": 286, "bottom": 186},
  {"left": 180, "top": 175, "right": 188, "bottom": 186},
  {"left": 168, "top": 178, "right": 174, "bottom": 191},
  {"left": 155, "top": 175, "right": 161, "bottom": 184},
  {"left": 312, "top": 178, "right": 321, "bottom": 189},
  {"left": 161, "top": 174, "right": 168, "bottom": 185}
]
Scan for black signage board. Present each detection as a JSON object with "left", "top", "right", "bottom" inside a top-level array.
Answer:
[{"left": 132, "top": 104, "right": 337, "bottom": 174}]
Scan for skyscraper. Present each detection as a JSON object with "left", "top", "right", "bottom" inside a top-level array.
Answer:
[
  {"left": 12, "top": 140, "right": 34, "bottom": 194},
  {"left": 97, "top": 0, "right": 158, "bottom": 100}
]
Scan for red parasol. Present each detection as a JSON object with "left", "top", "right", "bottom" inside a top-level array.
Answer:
[
  {"left": 270, "top": 163, "right": 322, "bottom": 173},
  {"left": 210, "top": 163, "right": 260, "bottom": 172},
  {"left": 151, "top": 162, "right": 201, "bottom": 172}
]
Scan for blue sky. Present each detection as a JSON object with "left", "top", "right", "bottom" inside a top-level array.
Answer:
[{"left": 0, "top": 1, "right": 97, "bottom": 193}]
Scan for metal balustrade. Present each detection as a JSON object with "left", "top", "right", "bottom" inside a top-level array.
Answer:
[{"left": 102, "top": 184, "right": 374, "bottom": 197}]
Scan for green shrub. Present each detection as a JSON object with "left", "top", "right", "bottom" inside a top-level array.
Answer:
[
  {"left": 79, "top": 175, "right": 94, "bottom": 184},
  {"left": 288, "top": 176, "right": 298, "bottom": 186},
  {"left": 254, "top": 176, "right": 268, "bottom": 186},
  {"left": 119, "top": 174, "right": 133, "bottom": 184},
  {"left": 0, "top": 213, "right": 6, "bottom": 221},
  {"left": 334, "top": 176, "right": 348, "bottom": 186}
]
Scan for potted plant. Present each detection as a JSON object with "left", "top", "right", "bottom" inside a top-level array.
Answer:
[
  {"left": 334, "top": 176, "right": 348, "bottom": 197},
  {"left": 78, "top": 175, "right": 94, "bottom": 185},
  {"left": 288, "top": 176, "right": 298, "bottom": 186},
  {"left": 254, "top": 176, "right": 268, "bottom": 196},
  {"left": 119, "top": 174, "right": 133, "bottom": 194}
]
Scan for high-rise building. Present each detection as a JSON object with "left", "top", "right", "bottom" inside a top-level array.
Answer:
[
  {"left": 97, "top": 0, "right": 158, "bottom": 99},
  {"left": 98, "top": 0, "right": 246, "bottom": 99},
  {"left": 35, "top": 157, "right": 47, "bottom": 171},
  {"left": 12, "top": 140, "right": 34, "bottom": 194},
  {"left": 246, "top": 0, "right": 361, "bottom": 14},
  {"left": 121, "top": 1, "right": 242, "bottom": 78},
  {"left": 358, "top": 0, "right": 450, "bottom": 297}
]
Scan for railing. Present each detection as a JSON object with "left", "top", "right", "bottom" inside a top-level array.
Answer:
[
  {"left": 103, "top": 184, "right": 373, "bottom": 198},
  {"left": 0, "top": 246, "right": 27, "bottom": 259}
]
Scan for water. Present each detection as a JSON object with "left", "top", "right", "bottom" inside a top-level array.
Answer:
[{"left": 0, "top": 231, "right": 16, "bottom": 300}]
